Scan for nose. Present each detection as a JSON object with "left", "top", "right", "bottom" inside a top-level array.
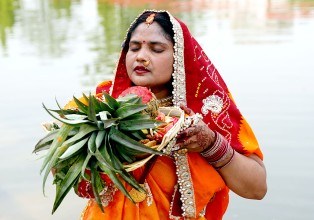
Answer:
[{"left": 135, "top": 48, "right": 149, "bottom": 64}]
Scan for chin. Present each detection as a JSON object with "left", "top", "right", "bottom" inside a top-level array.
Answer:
[{"left": 131, "top": 80, "right": 150, "bottom": 88}]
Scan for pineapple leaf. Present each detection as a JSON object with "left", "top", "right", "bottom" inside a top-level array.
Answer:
[
  {"left": 112, "top": 143, "right": 136, "bottom": 163},
  {"left": 109, "top": 127, "right": 164, "bottom": 156},
  {"left": 33, "top": 129, "right": 59, "bottom": 153},
  {"left": 63, "top": 114, "right": 88, "bottom": 120},
  {"left": 116, "top": 93, "right": 138, "bottom": 102},
  {"left": 42, "top": 147, "right": 64, "bottom": 196},
  {"left": 102, "top": 118, "right": 119, "bottom": 129},
  {"left": 87, "top": 93, "right": 97, "bottom": 123},
  {"left": 102, "top": 91, "right": 119, "bottom": 110},
  {"left": 98, "top": 111, "right": 109, "bottom": 120},
  {"left": 82, "top": 93, "right": 89, "bottom": 103},
  {"left": 107, "top": 143, "right": 145, "bottom": 193},
  {"left": 99, "top": 101, "right": 115, "bottom": 115},
  {"left": 50, "top": 109, "right": 85, "bottom": 116},
  {"left": 115, "top": 104, "right": 147, "bottom": 119},
  {"left": 87, "top": 131, "right": 97, "bottom": 154},
  {"left": 81, "top": 153, "right": 93, "bottom": 180},
  {"left": 43, "top": 124, "right": 97, "bottom": 188},
  {"left": 98, "top": 162, "right": 135, "bottom": 204},
  {"left": 115, "top": 141, "right": 143, "bottom": 156},
  {"left": 42, "top": 135, "right": 83, "bottom": 195},
  {"left": 73, "top": 96, "right": 88, "bottom": 114},
  {"left": 94, "top": 147, "right": 119, "bottom": 173},
  {"left": 40, "top": 125, "right": 73, "bottom": 174},
  {"left": 59, "top": 137, "right": 89, "bottom": 160},
  {"left": 90, "top": 95, "right": 102, "bottom": 114},
  {"left": 123, "top": 113, "right": 151, "bottom": 120},
  {"left": 118, "top": 96, "right": 142, "bottom": 106},
  {"left": 55, "top": 97, "right": 66, "bottom": 117},
  {"left": 61, "top": 124, "right": 97, "bottom": 147},
  {"left": 127, "top": 130, "right": 147, "bottom": 141},
  {"left": 52, "top": 155, "right": 84, "bottom": 214},
  {"left": 90, "top": 160, "right": 105, "bottom": 213},
  {"left": 54, "top": 154, "right": 80, "bottom": 171},
  {"left": 119, "top": 119, "right": 165, "bottom": 131},
  {"left": 98, "top": 111, "right": 119, "bottom": 129},
  {"left": 43, "top": 104, "right": 89, "bottom": 126},
  {"left": 95, "top": 130, "right": 106, "bottom": 149}
]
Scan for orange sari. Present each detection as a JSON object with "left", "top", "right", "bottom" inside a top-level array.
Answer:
[{"left": 80, "top": 10, "right": 263, "bottom": 220}]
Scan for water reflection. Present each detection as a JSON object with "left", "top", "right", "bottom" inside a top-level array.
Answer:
[
  {"left": 50, "top": 0, "right": 76, "bottom": 18},
  {"left": 1, "top": 0, "right": 314, "bottom": 83},
  {"left": 0, "top": 0, "right": 314, "bottom": 76},
  {"left": 0, "top": 0, "right": 20, "bottom": 50}
]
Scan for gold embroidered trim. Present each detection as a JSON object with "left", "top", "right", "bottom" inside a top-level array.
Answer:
[
  {"left": 174, "top": 151, "right": 196, "bottom": 218},
  {"left": 169, "top": 13, "right": 186, "bottom": 107},
  {"left": 167, "top": 11, "right": 196, "bottom": 218}
]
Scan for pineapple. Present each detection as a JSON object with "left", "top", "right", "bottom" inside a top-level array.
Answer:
[{"left": 33, "top": 87, "right": 166, "bottom": 214}]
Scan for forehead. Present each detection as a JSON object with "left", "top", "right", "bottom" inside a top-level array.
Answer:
[{"left": 130, "top": 22, "right": 170, "bottom": 43}]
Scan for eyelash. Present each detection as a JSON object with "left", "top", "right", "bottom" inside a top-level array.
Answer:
[
  {"left": 129, "top": 47, "right": 164, "bottom": 53},
  {"left": 153, "top": 49, "right": 163, "bottom": 53}
]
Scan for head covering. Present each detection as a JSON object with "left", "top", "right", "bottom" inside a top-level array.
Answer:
[{"left": 105, "top": 10, "right": 262, "bottom": 158}]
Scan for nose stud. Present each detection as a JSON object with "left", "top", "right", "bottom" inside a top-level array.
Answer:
[{"left": 143, "top": 59, "right": 150, "bottom": 67}]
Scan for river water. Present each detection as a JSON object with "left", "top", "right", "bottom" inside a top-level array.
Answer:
[{"left": 1, "top": 0, "right": 314, "bottom": 219}]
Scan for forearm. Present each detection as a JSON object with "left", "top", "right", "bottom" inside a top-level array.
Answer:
[{"left": 218, "top": 152, "right": 267, "bottom": 199}]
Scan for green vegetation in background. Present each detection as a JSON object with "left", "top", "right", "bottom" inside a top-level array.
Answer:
[
  {"left": 50, "top": 0, "right": 78, "bottom": 18},
  {"left": 0, "top": 0, "right": 20, "bottom": 50},
  {"left": 82, "top": 1, "right": 183, "bottom": 85},
  {"left": 81, "top": 2, "right": 146, "bottom": 87}
]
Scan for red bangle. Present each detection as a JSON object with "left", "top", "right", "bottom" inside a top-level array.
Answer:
[
  {"left": 200, "top": 131, "right": 229, "bottom": 163},
  {"left": 214, "top": 148, "right": 235, "bottom": 171}
]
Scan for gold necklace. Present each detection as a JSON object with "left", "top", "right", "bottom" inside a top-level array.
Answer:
[{"left": 157, "top": 95, "right": 173, "bottom": 107}]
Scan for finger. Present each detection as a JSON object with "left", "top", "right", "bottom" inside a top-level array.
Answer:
[
  {"left": 176, "top": 137, "right": 189, "bottom": 144},
  {"left": 180, "top": 104, "right": 194, "bottom": 116},
  {"left": 177, "top": 125, "right": 202, "bottom": 138}
]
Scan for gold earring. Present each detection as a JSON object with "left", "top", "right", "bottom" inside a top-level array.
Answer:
[{"left": 143, "top": 60, "right": 150, "bottom": 67}]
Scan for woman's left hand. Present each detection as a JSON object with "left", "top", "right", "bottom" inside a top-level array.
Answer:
[{"left": 175, "top": 104, "right": 216, "bottom": 153}]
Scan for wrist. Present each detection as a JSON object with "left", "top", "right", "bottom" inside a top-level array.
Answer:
[{"left": 200, "top": 131, "right": 235, "bottom": 170}]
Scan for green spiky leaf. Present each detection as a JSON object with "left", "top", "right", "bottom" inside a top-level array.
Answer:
[
  {"left": 109, "top": 127, "right": 164, "bottom": 156},
  {"left": 119, "top": 119, "right": 165, "bottom": 131},
  {"left": 115, "top": 104, "right": 147, "bottom": 119},
  {"left": 52, "top": 155, "right": 84, "bottom": 214},
  {"left": 73, "top": 96, "right": 88, "bottom": 114},
  {"left": 102, "top": 91, "right": 119, "bottom": 110}
]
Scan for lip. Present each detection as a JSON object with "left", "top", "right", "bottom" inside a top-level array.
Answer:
[{"left": 134, "top": 66, "right": 150, "bottom": 74}]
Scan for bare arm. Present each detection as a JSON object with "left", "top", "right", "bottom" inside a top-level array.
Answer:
[{"left": 217, "top": 152, "right": 267, "bottom": 199}]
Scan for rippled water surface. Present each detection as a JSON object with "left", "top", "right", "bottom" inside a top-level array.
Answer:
[{"left": 1, "top": 0, "right": 314, "bottom": 219}]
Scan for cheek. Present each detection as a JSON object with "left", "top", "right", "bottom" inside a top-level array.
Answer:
[
  {"left": 125, "top": 54, "right": 133, "bottom": 73},
  {"left": 161, "top": 56, "right": 174, "bottom": 75}
]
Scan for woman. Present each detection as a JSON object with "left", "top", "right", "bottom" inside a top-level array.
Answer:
[{"left": 80, "top": 10, "right": 267, "bottom": 220}]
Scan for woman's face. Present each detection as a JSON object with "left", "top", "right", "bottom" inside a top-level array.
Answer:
[{"left": 126, "top": 22, "right": 174, "bottom": 96}]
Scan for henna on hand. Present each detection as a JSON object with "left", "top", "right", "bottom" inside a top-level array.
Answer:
[{"left": 176, "top": 124, "right": 215, "bottom": 152}]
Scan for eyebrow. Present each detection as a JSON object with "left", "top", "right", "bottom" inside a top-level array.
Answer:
[{"left": 129, "top": 40, "right": 169, "bottom": 47}]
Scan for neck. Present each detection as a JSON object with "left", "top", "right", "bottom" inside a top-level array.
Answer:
[
  {"left": 150, "top": 89, "right": 168, "bottom": 99},
  {"left": 156, "top": 94, "right": 173, "bottom": 107}
]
